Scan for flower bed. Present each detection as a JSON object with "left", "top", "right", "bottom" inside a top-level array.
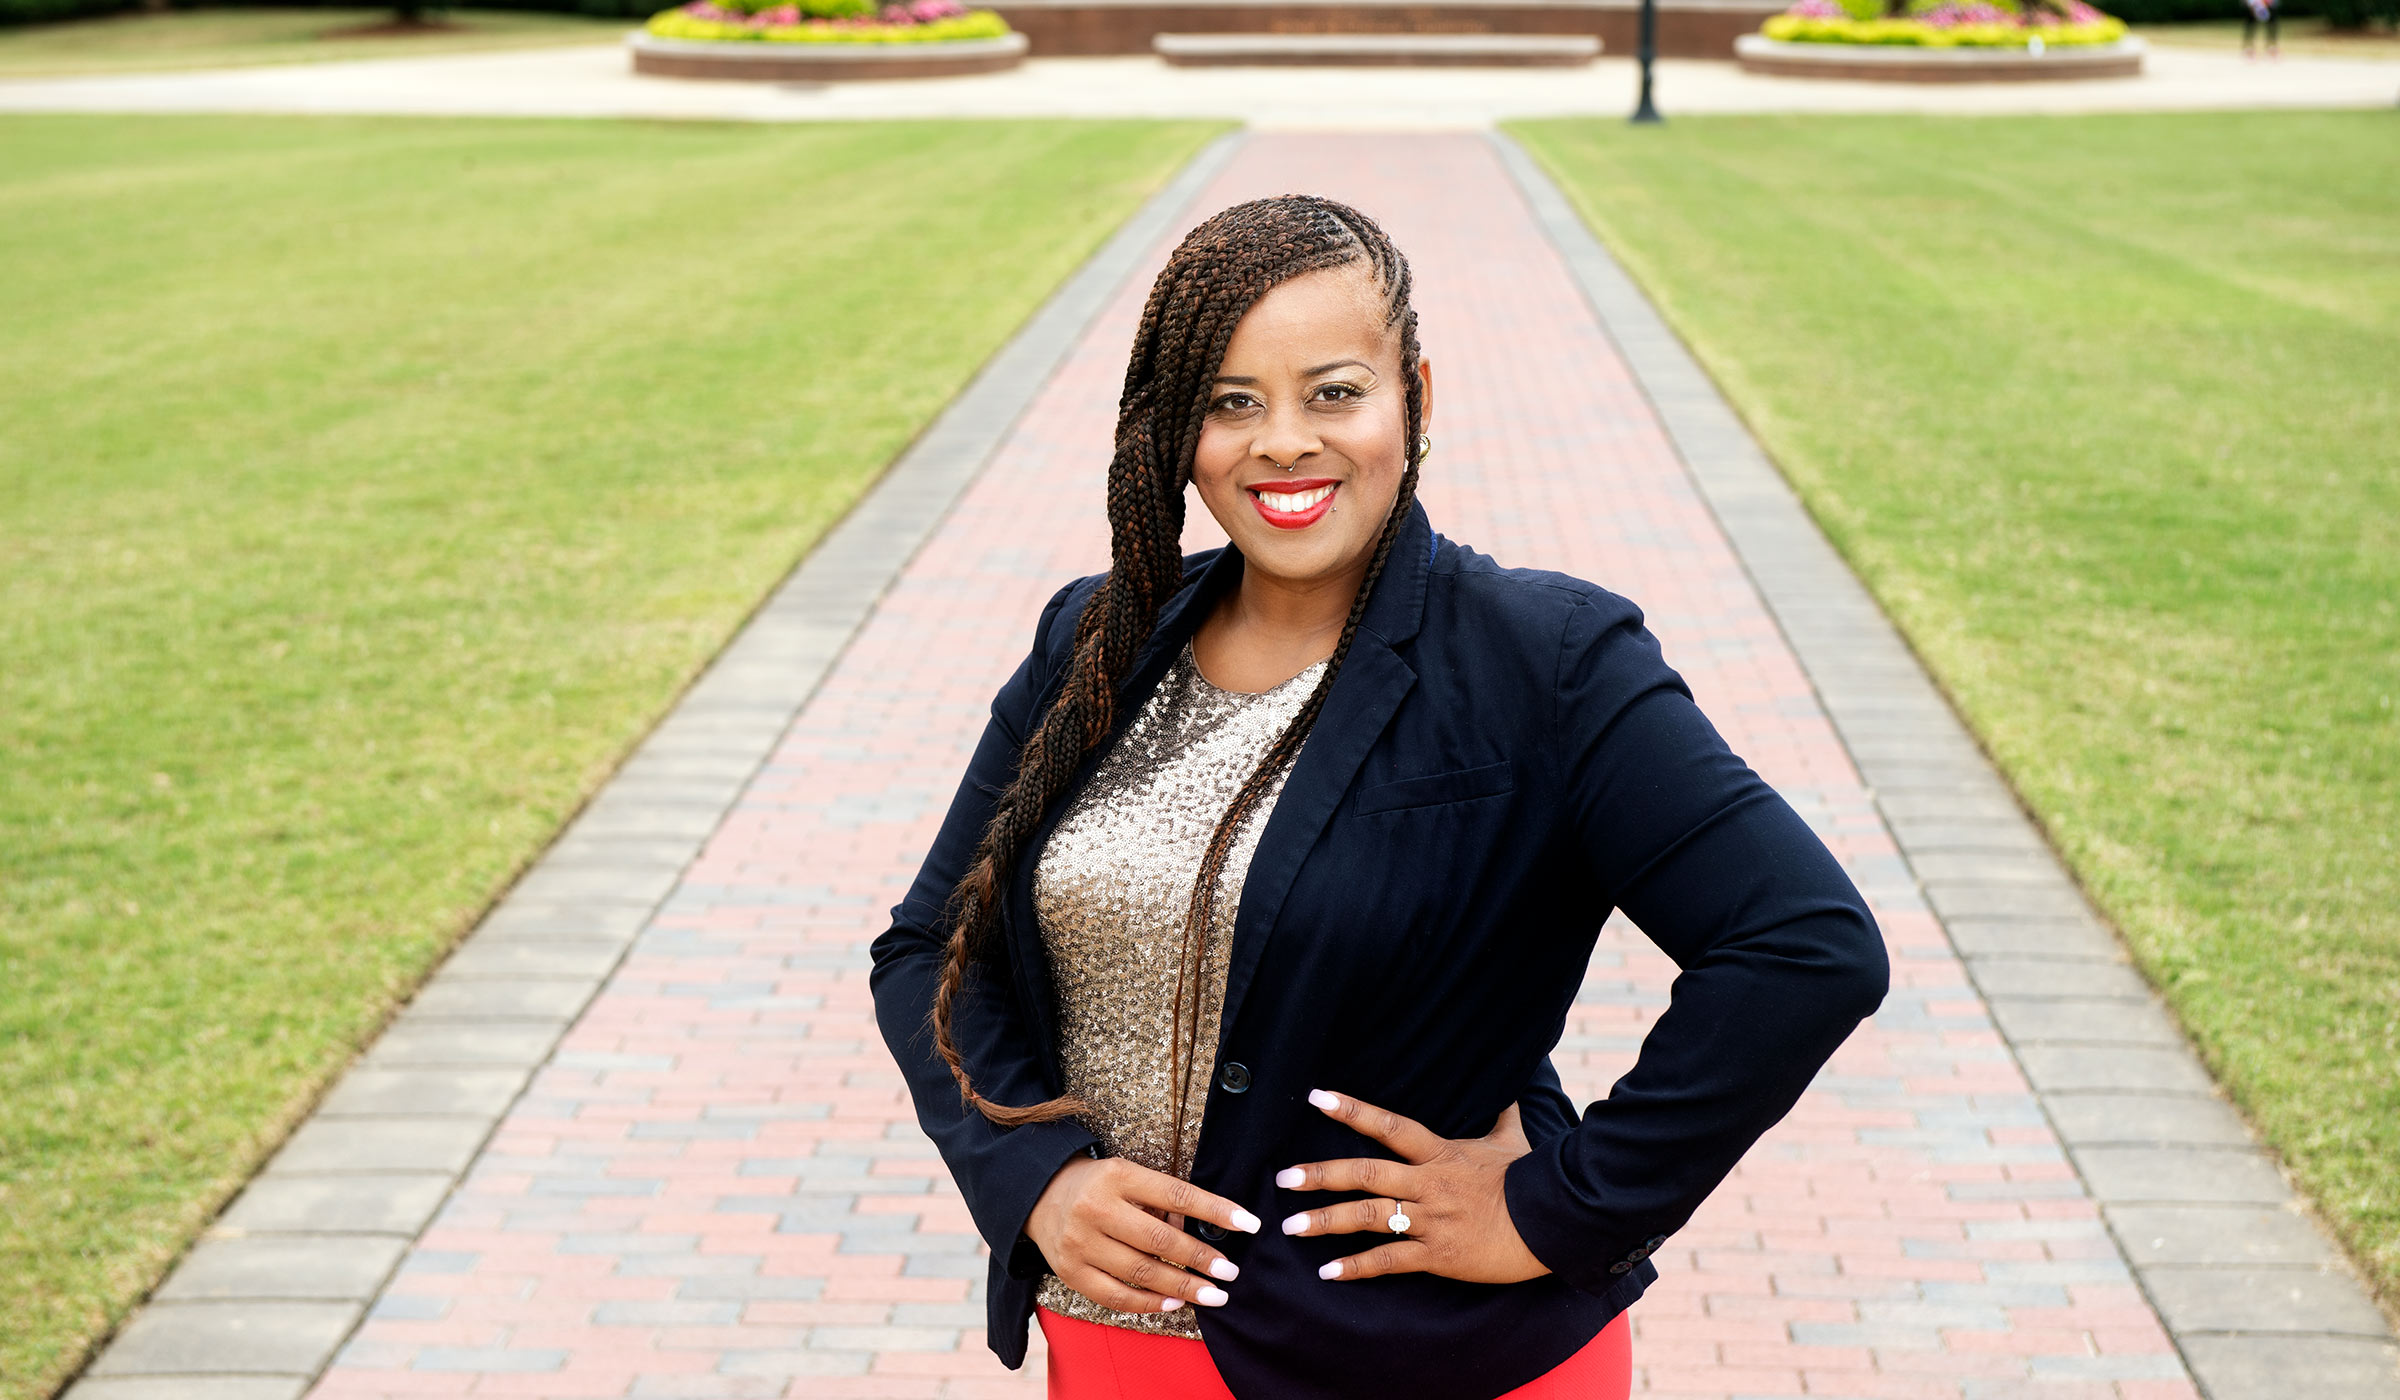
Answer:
[
  {"left": 644, "top": 0, "right": 1012, "bottom": 44},
  {"left": 1762, "top": 0, "right": 2126, "bottom": 45}
]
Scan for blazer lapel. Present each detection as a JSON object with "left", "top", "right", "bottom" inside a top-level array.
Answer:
[
  {"left": 1215, "top": 498, "right": 1434, "bottom": 1047},
  {"left": 1213, "top": 635, "right": 1414, "bottom": 1046}
]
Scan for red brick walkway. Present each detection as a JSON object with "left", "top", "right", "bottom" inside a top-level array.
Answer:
[{"left": 309, "top": 134, "right": 2195, "bottom": 1400}]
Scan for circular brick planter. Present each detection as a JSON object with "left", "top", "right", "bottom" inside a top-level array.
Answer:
[
  {"left": 628, "top": 29, "right": 1029, "bottom": 79},
  {"left": 1733, "top": 32, "right": 2144, "bottom": 80}
]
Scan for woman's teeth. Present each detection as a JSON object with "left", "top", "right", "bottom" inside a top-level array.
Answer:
[{"left": 1253, "top": 484, "right": 1335, "bottom": 514}]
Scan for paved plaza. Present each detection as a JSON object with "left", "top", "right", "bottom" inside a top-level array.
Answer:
[
  {"left": 63, "top": 132, "right": 2400, "bottom": 1400},
  {"left": 1, "top": 42, "right": 2396, "bottom": 122}
]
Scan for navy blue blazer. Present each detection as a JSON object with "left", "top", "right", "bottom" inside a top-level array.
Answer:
[{"left": 869, "top": 499, "right": 1888, "bottom": 1400}]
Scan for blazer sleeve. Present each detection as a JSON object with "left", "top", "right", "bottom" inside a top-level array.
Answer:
[
  {"left": 1515, "top": 1057, "right": 1579, "bottom": 1150},
  {"left": 868, "top": 579, "right": 1101, "bottom": 1273},
  {"left": 1501, "top": 592, "right": 1891, "bottom": 1296}
]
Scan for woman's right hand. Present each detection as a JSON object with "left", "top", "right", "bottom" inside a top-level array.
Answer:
[{"left": 1024, "top": 1153, "right": 1261, "bottom": 1314}]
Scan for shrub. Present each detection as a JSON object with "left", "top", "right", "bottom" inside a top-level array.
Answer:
[
  {"left": 2320, "top": 0, "right": 2398, "bottom": 27},
  {"left": 692, "top": 0, "right": 871, "bottom": 18},
  {"left": 1764, "top": 0, "right": 2130, "bottom": 42},
  {"left": 1779, "top": 0, "right": 2307, "bottom": 23},
  {"left": 0, "top": 0, "right": 664, "bottom": 20},
  {"left": 644, "top": 0, "right": 1010, "bottom": 40},
  {"left": 565, "top": 0, "right": 664, "bottom": 18},
  {"left": 2097, "top": 0, "right": 2323, "bottom": 20},
  {"left": 1, "top": 0, "right": 132, "bottom": 24}
]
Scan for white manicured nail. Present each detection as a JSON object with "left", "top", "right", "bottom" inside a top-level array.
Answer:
[
  {"left": 1160, "top": 1297, "right": 1183, "bottom": 1312},
  {"left": 1209, "top": 1258, "right": 1239, "bottom": 1281},
  {"left": 1282, "top": 1212, "right": 1310, "bottom": 1235},
  {"left": 1230, "top": 1209, "right": 1262, "bottom": 1234},
  {"left": 1308, "top": 1089, "right": 1341, "bottom": 1112},
  {"left": 1318, "top": 1261, "right": 1343, "bottom": 1280},
  {"left": 1275, "top": 1167, "right": 1305, "bottom": 1189},
  {"left": 1197, "top": 1285, "right": 1230, "bottom": 1307}
]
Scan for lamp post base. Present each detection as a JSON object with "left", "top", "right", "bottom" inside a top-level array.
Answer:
[{"left": 1631, "top": 0, "right": 1661, "bottom": 121}]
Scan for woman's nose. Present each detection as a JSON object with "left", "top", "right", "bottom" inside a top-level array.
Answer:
[{"left": 1255, "top": 404, "right": 1322, "bottom": 469}]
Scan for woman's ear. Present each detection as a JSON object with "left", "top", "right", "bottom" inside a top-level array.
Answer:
[{"left": 1416, "top": 356, "right": 1435, "bottom": 442}]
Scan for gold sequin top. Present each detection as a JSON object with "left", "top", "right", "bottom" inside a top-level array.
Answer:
[{"left": 1031, "top": 640, "right": 1328, "bottom": 1337}]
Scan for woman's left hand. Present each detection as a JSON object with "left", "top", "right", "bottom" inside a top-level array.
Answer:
[{"left": 1276, "top": 1089, "right": 1551, "bottom": 1284}]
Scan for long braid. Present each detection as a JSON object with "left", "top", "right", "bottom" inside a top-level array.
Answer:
[{"left": 933, "top": 198, "right": 1427, "bottom": 1149}]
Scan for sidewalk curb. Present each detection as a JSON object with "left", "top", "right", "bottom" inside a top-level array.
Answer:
[
  {"left": 1490, "top": 128, "right": 2400, "bottom": 1400},
  {"left": 56, "top": 128, "right": 1245, "bottom": 1400}
]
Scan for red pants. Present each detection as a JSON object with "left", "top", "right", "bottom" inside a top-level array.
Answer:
[{"left": 1038, "top": 1307, "right": 1632, "bottom": 1400}]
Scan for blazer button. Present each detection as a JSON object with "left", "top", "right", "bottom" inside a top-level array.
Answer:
[
  {"left": 1196, "top": 1221, "right": 1226, "bottom": 1241},
  {"left": 1608, "top": 1260, "right": 1634, "bottom": 1275},
  {"left": 1645, "top": 1235, "right": 1668, "bottom": 1251},
  {"left": 1218, "top": 1062, "right": 1252, "bottom": 1094}
]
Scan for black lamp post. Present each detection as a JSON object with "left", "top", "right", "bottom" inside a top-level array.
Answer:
[{"left": 1631, "top": 0, "right": 1663, "bottom": 123}]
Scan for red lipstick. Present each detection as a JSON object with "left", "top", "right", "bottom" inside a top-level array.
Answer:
[{"left": 1248, "top": 478, "right": 1340, "bottom": 531}]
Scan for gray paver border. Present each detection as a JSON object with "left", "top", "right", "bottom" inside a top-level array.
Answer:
[
  {"left": 57, "top": 129, "right": 1246, "bottom": 1400},
  {"left": 1490, "top": 130, "right": 2400, "bottom": 1400}
]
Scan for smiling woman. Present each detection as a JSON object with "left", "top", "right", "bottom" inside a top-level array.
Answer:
[{"left": 868, "top": 197, "right": 1894, "bottom": 1400}]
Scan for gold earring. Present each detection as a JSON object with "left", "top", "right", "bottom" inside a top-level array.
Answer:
[{"left": 1414, "top": 433, "right": 1433, "bottom": 464}]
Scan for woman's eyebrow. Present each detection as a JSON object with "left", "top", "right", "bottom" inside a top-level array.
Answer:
[{"left": 1211, "top": 359, "right": 1374, "bottom": 385}]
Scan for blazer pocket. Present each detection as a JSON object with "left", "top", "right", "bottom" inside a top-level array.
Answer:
[{"left": 1353, "top": 760, "right": 1515, "bottom": 817}]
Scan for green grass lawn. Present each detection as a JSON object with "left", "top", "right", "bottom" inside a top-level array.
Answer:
[
  {"left": 0, "top": 7, "right": 630, "bottom": 78},
  {"left": 1512, "top": 111, "right": 2399, "bottom": 1305},
  {"left": 0, "top": 113, "right": 1219, "bottom": 1400}
]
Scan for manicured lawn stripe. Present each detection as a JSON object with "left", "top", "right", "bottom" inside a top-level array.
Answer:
[
  {"left": 1512, "top": 111, "right": 2399, "bottom": 1304},
  {"left": 0, "top": 113, "right": 1221, "bottom": 1400}
]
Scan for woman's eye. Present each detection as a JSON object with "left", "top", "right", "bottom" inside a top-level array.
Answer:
[
  {"left": 1211, "top": 394, "right": 1258, "bottom": 414},
  {"left": 1315, "top": 384, "right": 1360, "bottom": 402}
]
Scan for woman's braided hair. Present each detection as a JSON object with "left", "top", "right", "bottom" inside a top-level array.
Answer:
[{"left": 932, "top": 194, "right": 1425, "bottom": 1170}]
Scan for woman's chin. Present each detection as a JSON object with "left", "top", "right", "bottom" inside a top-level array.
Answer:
[{"left": 1234, "top": 532, "right": 1371, "bottom": 588}]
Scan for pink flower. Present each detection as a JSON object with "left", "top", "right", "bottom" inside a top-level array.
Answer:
[{"left": 1912, "top": 0, "right": 2014, "bottom": 25}]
